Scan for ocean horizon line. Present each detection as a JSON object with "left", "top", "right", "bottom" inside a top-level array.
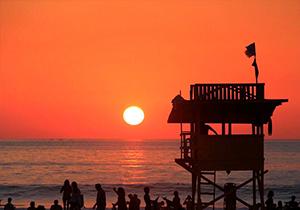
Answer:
[{"left": 1, "top": 138, "right": 300, "bottom": 141}]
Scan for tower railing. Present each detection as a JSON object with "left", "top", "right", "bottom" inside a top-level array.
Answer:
[{"left": 190, "top": 83, "right": 264, "bottom": 101}]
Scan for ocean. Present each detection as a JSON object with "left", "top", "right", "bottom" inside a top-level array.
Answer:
[{"left": 0, "top": 139, "right": 299, "bottom": 209}]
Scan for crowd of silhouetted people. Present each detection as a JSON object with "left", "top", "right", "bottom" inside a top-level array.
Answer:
[
  {"left": 1, "top": 181, "right": 299, "bottom": 210},
  {"left": 264, "top": 190, "right": 299, "bottom": 210},
  {"left": 1, "top": 180, "right": 190, "bottom": 210}
]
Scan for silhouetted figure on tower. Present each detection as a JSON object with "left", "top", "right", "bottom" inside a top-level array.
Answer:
[{"left": 199, "top": 122, "right": 218, "bottom": 135}]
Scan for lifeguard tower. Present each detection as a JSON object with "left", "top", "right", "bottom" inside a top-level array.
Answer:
[{"left": 168, "top": 83, "right": 287, "bottom": 210}]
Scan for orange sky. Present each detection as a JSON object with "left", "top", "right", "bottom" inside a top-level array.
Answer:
[{"left": 0, "top": 0, "right": 299, "bottom": 140}]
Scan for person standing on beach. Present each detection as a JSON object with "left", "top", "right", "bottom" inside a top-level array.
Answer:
[
  {"left": 93, "top": 184, "right": 106, "bottom": 210},
  {"left": 4, "top": 198, "right": 15, "bottom": 210},
  {"left": 183, "top": 195, "right": 192, "bottom": 210},
  {"left": 288, "top": 196, "right": 298, "bottom": 210},
  {"left": 144, "top": 187, "right": 152, "bottom": 210},
  {"left": 172, "top": 191, "right": 182, "bottom": 210},
  {"left": 127, "top": 194, "right": 135, "bottom": 210},
  {"left": 70, "top": 181, "right": 82, "bottom": 210},
  {"left": 265, "top": 190, "right": 275, "bottom": 210},
  {"left": 112, "top": 187, "right": 127, "bottom": 210},
  {"left": 133, "top": 194, "right": 140, "bottom": 210},
  {"left": 60, "top": 180, "right": 72, "bottom": 210}
]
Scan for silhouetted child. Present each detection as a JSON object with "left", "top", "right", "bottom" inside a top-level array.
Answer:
[
  {"left": 183, "top": 195, "right": 192, "bottom": 210},
  {"left": 51, "top": 200, "right": 63, "bottom": 210},
  {"left": 276, "top": 201, "right": 283, "bottom": 210},
  {"left": 265, "top": 190, "right": 275, "bottom": 210},
  {"left": 60, "top": 180, "right": 72, "bottom": 210},
  {"left": 27, "top": 201, "right": 37, "bottom": 210},
  {"left": 112, "top": 187, "right": 127, "bottom": 210},
  {"left": 4, "top": 198, "right": 15, "bottom": 210}
]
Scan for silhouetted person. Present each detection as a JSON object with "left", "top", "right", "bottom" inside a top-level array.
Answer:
[
  {"left": 51, "top": 200, "right": 63, "bottom": 210},
  {"left": 199, "top": 122, "right": 218, "bottom": 135},
  {"left": 183, "top": 195, "right": 192, "bottom": 210},
  {"left": 27, "top": 201, "right": 37, "bottom": 210},
  {"left": 172, "top": 191, "right": 182, "bottom": 210},
  {"left": 127, "top": 194, "right": 135, "bottom": 210},
  {"left": 192, "top": 122, "right": 218, "bottom": 159},
  {"left": 60, "top": 180, "right": 72, "bottom": 210},
  {"left": 265, "top": 190, "right": 275, "bottom": 210},
  {"left": 133, "top": 194, "right": 140, "bottom": 210},
  {"left": 70, "top": 181, "right": 82, "bottom": 210},
  {"left": 4, "top": 198, "right": 15, "bottom": 210},
  {"left": 113, "top": 187, "right": 127, "bottom": 210},
  {"left": 276, "top": 201, "right": 283, "bottom": 210},
  {"left": 93, "top": 184, "right": 106, "bottom": 210},
  {"left": 37, "top": 206, "right": 45, "bottom": 210},
  {"left": 288, "top": 196, "right": 298, "bottom": 210},
  {"left": 162, "top": 192, "right": 182, "bottom": 210},
  {"left": 144, "top": 187, "right": 152, "bottom": 210}
]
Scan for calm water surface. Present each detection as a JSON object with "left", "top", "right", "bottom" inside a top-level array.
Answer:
[{"left": 0, "top": 139, "right": 299, "bottom": 208}]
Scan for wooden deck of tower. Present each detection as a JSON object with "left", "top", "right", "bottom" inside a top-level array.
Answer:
[{"left": 167, "top": 83, "right": 288, "bottom": 210}]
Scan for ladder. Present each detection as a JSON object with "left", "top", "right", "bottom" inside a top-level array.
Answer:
[{"left": 200, "top": 171, "right": 216, "bottom": 210}]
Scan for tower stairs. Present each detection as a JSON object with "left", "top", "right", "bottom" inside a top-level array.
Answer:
[{"left": 180, "top": 129, "right": 216, "bottom": 210}]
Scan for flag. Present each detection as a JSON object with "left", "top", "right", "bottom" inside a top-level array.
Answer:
[
  {"left": 252, "top": 58, "right": 259, "bottom": 83},
  {"left": 245, "top": 42, "right": 256, "bottom": 58}
]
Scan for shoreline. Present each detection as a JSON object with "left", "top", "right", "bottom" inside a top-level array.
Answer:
[{"left": 12, "top": 208, "right": 248, "bottom": 210}]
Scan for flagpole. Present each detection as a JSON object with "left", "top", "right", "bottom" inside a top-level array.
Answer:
[{"left": 255, "top": 56, "right": 258, "bottom": 84}]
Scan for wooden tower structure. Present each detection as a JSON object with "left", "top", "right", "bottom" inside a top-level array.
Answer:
[{"left": 167, "top": 83, "right": 287, "bottom": 210}]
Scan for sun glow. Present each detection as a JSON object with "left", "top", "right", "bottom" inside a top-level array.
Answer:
[{"left": 123, "top": 106, "right": 144, "bottom": 125}]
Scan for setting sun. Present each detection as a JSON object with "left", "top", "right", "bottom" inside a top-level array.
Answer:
[{"left": 123, "top": 106, "right": 144, "bottom": 125}]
